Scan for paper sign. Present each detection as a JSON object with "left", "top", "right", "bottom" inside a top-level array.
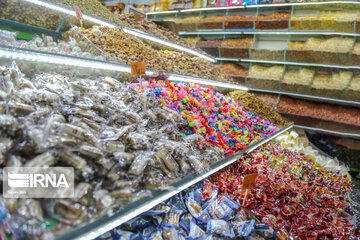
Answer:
[
  {"left": 73, "top": 5, "right": 83, "bottom": 20},
  {"left": 131, "top": 62, "right": 146, "bottom": 76},
  {"left": 242, "top": 174, "right": 258, "bottom": 190}
]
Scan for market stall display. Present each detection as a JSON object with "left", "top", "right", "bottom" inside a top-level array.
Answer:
[
  {"left": 277, "top": 96, "right": 360, "bottom": 127},
  {"left": 247, "top": 65, "right": 284, "bottom": 90},
  {"left": 197, "top": 15, "right": 227, "bottom": 29},
  {"left": 203, "top": 141, "right": 353, "bottom": 238},
  {"left": 66, "top": 26, "right": 229, "bottom": 82},
  {"left": 310, "top": 71, "right": 352, "bottom": 99},
  {"left": 291, "top": 10, "right": 358, "bottom": 33},
  {"left": 281, "top": 68, "right": 314, "bottom": 94},
  {"left": 255, "top": 12, "right": 291, "bottom": 29},
  {"left": 347, "top": 74, "right": 360, "bottom": 102},
  {"left": 227, "top": 91, "right": 290, "bottom": 127},
  {"left": 196, "top": 39, "right": 223, "bottom": 57},
  {"left": 131, "top": 80, "right": 279, "bottom": 156},
  {"left": 220, "top": 63, "right": 248, "bottom": 85},
  {"left": 224, "top": 14, "right": 256, "bottom": 29},
  {"left": 286, "top": 37, "right": 354, "bottom": 65},
  {"left": 108, "top": 186, "right": 276, "bottom": 239},
  {"left": 220, "top": 38, "right": 253, "bottom": 59},
  {"left": 0, "top": 63, "right": 229, "bottom": 238}
]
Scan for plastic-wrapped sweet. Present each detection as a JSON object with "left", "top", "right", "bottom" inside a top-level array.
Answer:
[
  {"left": 108, "top": 186, "right": 274, "bottom": 239},
  {"left": 203, "top": 141, "right": 354, "bottom": 238},
  {"left": 275, "top": 130, "right": 349, "bottom": 174},
  {"left": 0, "top": 63, "right": 224, "bottom": 238}
]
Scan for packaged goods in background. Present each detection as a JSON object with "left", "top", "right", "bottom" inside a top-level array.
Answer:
[
  {"left": 281, "top": 68, "right": 314, "bottom": 94},
  {"left": 247, "top": 65, "right": 284, "bottom": 90}
]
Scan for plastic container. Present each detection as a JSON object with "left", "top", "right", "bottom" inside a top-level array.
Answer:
[
  {"left": 251, "top": 39, "right": 286, "bottom": 61},
  {"left": 220, "top": 63, "right": 248, "bottom": 85},
  {"left": 345, "top": 75, "right": 360, "bottom": 101},
  {"left": 197, "top": 15, "right": 226, "bottom": 29},
  {"left": 224, "top": 15, "right": 256, "bottom": 29},
  {"left": 310, "top": 71, "right": 352, "bottom": 99},
  {"left": 196, "top": 40, "right": 222, "bottom": 57},
  {"left": 220, "top": 38, "right": 252, "bottom": 58},
  {"left": 247, "top": 65, "right": 283, "bottom": 90},
  {"left": 281, "top": 68, "right": 314, "bottom": 94},
  {"left": 255, "top": 12, "right": 291, "bottom": 30},
  {"left": 175, "top": 16, "right": 202, "bottom": 32}
]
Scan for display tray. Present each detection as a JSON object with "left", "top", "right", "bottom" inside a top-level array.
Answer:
[
  {"left": 224, "top": 20, "right": 254, "bottom": 29},
  {"left": 251, "top": 48, "right": 284, "bottom": 61},
  {"left": 220, "top": 47, "right": 249, "bottom": 58},
  {"left": 310, "top": 87, "right": 347, "bottom": 99},
  {"left": 54, "top": 124, "right": 293, "bottom": 240},
  {"left": 176, "top": 22, "right": 198, "bottom": 32},
  {"left": 255, "top": 19, "right": 289, "bottom": 30},
  {"left": 290, "top": 19, "right": 355, "bottom": 33},
  {"left": 280, "top": 82, "right": 310, "bottom": 94},
  {"left": 196, "top": 40, "right": 222, "bottom": 57},
  {"left": 246, "top": 77, "right": 280, "bottom": 91},
  {"left": 281, "top": 113, "right": 360, "bottom": 136},
  {"left": 286, "top": 50, "right": 337, "bottom": 64},
  {"left": 224, "top": 15, "right": 256, "bottom": 29},
  {"left": 290, "top": 19, "right": 322, "bottom": 31},
  {"left": 228, "top": 74, "right": 246, "bottom": 85},
  {"left": 337, "top": 52, "right": 351, "bottom": 65},
  {"left": 346, "top": 88, "right": 360, "bottom": 102},
  {"left": 351, "top": 53, "right": 360, "bottom": 65},
  {"left": 197, "top": 16, "right": 226, "bottom": 29}
]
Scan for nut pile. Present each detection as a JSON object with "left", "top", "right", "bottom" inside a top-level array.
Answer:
[
  {"left": 67, "top": 26, "right": 230, "bottom": 82},
  {"left": 227, "top": 90, "right": 290, "bottom": 128},
  {"left": 277, "top": 96, "right": 360, "bottom": 126},
  {"left": 0, "top": 63, "right": 223, "bottom": 238}
]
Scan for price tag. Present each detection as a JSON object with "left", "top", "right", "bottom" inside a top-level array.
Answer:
[
  {"left": 131, "top": 62, "right": 146, "bottom": 76},
  {"left": 73, "top": 5, "right": 83, "bottom": 28},
  {"left": 73, "top": 5, "right": 83, "bottom": 20},
  {"left": 242, "top": 174, "right": 258, "bottom": 190},
  {"left": 241, "top": 173, "right": 258, "bottom": 206}
]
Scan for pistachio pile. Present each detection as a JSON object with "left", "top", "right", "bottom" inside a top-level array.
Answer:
[{"left": 66, "top": 26, "right": 230, "bottom": 82}]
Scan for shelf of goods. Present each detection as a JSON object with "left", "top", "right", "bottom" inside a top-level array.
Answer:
[
  {"left": 145, "top": 1, "right": 360, "bottom": 139},
  {"left": 0, "top": 0, "right": 215, "bottom": 62},
  {"left": 0, "top": 40, "right": 293, "bottom": 239},
  {"left": 0, "top": 1, "right": 358, "bottom": 239}
]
